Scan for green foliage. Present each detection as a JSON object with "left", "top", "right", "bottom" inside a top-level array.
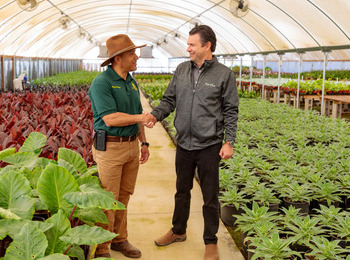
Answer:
[
  {"left": 0, "top": 132, "right": 122, "bottom": 258},
  {"left": 219, "top": 186, "right": 249, "bottom": 210},
  {"left": 32, "top": 71, "right": 101, "bottom": 87},
  {"left": 306, "top": 236, "right": 350, "bottom": 260},
  {"left": 249, "top": 233, "right": 301, "bottom": 260}
]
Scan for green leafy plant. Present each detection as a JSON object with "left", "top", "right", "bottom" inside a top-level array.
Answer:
[
  {"left": 219, "top": 186, "right": 249, "bottom": 210},
  {"left": 329, "top": 216, "right": 350, "bottom": 241},
  {"left": 312, "top": 181, "right": 343, "bottom": 206},
  {"left": 284, "top": 215, "right": 326, "bottom": 247},
  {"left": 305, "top": 236, "right": 350, "bottom": 260},
  {"left": 234, "top": 202, "right": 279, "bottom": 236},
  {"left": 280, "top": 182, "right": 314, "bottom": 203},
  {"left": 0, "top": 132, "right": 124, "bottom": 259},
  {"left": 252, "top": 186, "right": 280, "bottom": 206},
  {"left": 313, "top": 205, "right": 346, "bottom": 227},
  {"left": 249, "top": 233, "right": 301, "bottom": 260}
]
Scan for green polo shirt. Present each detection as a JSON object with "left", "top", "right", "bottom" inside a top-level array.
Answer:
[{"left": 88, "top": 66, "right": 142, "bottom": 137}]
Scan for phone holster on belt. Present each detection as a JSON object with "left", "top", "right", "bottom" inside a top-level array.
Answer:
[{"left": 93, "top": 130, "right": 106, "bottom": 151}]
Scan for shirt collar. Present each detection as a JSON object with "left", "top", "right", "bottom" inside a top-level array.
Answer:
[{"left": 107, "top": 65, "right": 133, "bottom": 82}]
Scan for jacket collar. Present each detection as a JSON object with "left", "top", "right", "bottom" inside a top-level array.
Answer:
[{"left": 190, "top": 55, "right": 217, "bottom": 70}]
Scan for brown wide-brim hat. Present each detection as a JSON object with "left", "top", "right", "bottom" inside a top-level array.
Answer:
[{"left": 101, "top": 34, "right": 146, "bottom": 67}]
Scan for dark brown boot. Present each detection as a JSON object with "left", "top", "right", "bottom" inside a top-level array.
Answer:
[
  {"left": 111, "top": 240, "right": 141, "bottom": 258},
  {"left": 95, "top": 252, "right": 111, "bottom": 258}
]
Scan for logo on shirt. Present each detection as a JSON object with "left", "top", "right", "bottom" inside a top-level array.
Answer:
[
  {"left": 112, "top": 86, "right": 121, "bottom": 89},
  {"left": 131, "top": 83, "right": 138, "bottom": 91},
  {"left": 205, "top": 82, "right": 216, "bottom": 88}
]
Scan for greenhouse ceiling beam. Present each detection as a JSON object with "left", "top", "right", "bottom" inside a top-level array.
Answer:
[
  {"left": 220, "top": 44, "right": 350, "bottom": 58},
  {"left": 266, "top": 0, "right": 321, "bottom": 48},
  {"left": 46, "top": 0, "right": 100, "bottom": 46},
  {"left": 307, "top": 0, "right": 350, "bottom": 41},
  {"left": 154, "top": 0, "right": 224, "bottom": 45},
  {"left": 153, "top": 0, "right": 250, "bottom": 54},
  {"left": 126, "top": 0, "right": 133, "bottom": 34}
]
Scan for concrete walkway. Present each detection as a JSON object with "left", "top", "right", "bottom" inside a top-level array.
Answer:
[{"left": 108, "top": 94, "right": 244, "bottom": 260}]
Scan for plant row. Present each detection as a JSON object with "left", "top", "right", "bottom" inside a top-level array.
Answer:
[
  {"left": 232, "top": 66, "right": 350, "bottom": 81},
  {"left": 219, "top": 98, "right": 350, "bottom": 258},
  {"left": 0, "top": 89, "right": 94, "bottom": 167},
  {"left": 32, "top": 71, "right": 101, "bottom": 89},
  {"left": 238, "top": 78, "right": 350, "bottom": 95},
  {"left": 0, "top": 132, "right": 123, "bottom": 259}
]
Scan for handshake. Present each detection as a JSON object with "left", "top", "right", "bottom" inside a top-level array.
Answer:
[{"left": 141, "top": 111, "right": 157, "bottom": 128}]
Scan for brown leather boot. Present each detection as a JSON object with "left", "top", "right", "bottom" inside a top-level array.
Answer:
[
  {"left": 94, "top": 252, "right": 111, "bottom": 258},
  {"left": 154, "top": 229, "right": 187, "bottom": 246},
  {"left": 204, "top": 244, "right": 219, "bottom": 260},
  {"left": 110, "top": 240, "right": 141, "bottom": 258}
]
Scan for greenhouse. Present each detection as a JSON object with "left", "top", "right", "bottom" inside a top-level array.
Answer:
[{"left": 1, "top": 0, "right": 350, "bottom": 259}]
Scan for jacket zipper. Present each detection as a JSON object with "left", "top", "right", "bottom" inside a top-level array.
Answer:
[{"left": 189, "top": 66, "right": 207, "bottom": 150}]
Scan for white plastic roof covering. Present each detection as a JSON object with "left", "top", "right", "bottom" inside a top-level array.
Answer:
[{"left": 1, "top": 0, "right": 350, "bottom": 60}]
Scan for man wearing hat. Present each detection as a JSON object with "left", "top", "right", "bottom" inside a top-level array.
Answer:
[{"left": 89, "top": 34, "right": 150, "bottom": 258}]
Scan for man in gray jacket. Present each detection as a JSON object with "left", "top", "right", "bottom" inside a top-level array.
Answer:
[{"left": 145, "top": 25, "right": 238, "bottom": 260}]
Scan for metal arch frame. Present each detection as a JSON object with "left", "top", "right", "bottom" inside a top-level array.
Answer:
[
  {"left": 307, "top": 0, "right": 350, "bottom": 41},
  {"left": 266, "top": 0, "right": 321, "bottom": 48},
  {"left": 149, "top": 0, "right": 247, "bottom": 53},
  {"left": 42, "top": 22, "right": 187, "bottom": 57},
  {"left": 217, "top": 5, "right": 279, "bottom": 52},
  {"left": 1, "top": 6, "right": 59, "bottom": 54},
  {"left": 2, "top": 0, "right": 210, "bottom": 56},
  {"left": 247, "top": 8, "right": 296, "bottom": 50},
  {"left": 8, "top": 12, "right": 186, "bottom": 57},
  {"left": 0, "top": 0, "right": 284, "bottom": 57},
  {"left": 4, "top": 0, "right": 241, "bottom": 57}
]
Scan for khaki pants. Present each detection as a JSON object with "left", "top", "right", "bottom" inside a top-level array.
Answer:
[{"left": 92, "top": 140, "right": 140, "bottom": 254}]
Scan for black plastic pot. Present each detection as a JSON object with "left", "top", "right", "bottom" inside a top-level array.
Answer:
[
  {"left": 220, "top": 203, "right": 244, "bottom": 226},
  {"left": 283, "top": 198, "right": 309, "bottom": 215},
  {"left": 258, "top": 202, "right": 279, "bottom": 212},
  {"left": 341, "top": 196, "right": 350, "bottom": 210}
]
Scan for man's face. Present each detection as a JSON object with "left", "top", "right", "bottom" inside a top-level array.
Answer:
[
  {"left": 117, "top": 49, "right": 139, "bottom": 72},
  {"left": 186, "top": 33, "right": 209, "bottom": 65}
]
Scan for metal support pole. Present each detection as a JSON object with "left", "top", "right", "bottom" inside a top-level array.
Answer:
[
  {"left": 277, "top": 54, "right": 283, "bottom": 103},
  {"left": 1, "top": 55, "right": 4, "bottom": 91},
  {"left": 249, "top": 56, "right": 254, "bottom": 92},
  {"left": 296, "top": 53, "right": 303, "bottom": 108},
  {"left": 321, "top": 52, "right": 329, "bottom": 116},
  {"left": 239, "top": 56, "right": 243, "bottom": 90},
  {"left": 262, "top": 55, "right": 266, "bottom": 99}
]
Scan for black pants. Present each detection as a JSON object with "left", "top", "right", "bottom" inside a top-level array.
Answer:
[{"left": 172, "top": 143, "right": 222, "bottom": 244}]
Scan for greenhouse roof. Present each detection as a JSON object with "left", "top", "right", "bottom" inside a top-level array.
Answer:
[{"left": 1, "top": 0, "right": 350, "bottom": 60}]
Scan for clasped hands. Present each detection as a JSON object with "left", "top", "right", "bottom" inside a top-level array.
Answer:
[{"left": 142, "top": 111, "right": 157, "bottom": 128}]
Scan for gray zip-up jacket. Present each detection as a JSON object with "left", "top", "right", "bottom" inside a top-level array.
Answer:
[{"left": 151, "top": 56, "right": 239, "bottom": 150}]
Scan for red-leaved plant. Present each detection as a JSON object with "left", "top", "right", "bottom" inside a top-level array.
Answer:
[{"left": 0, "top": 90, "right": 94, "bottom": 167}]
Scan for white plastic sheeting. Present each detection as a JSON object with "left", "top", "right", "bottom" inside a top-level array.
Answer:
[{"left": 0, "top": 0, "right": 350, "bottom": 60}]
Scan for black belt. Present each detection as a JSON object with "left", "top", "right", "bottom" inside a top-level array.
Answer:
[{"left": 106, "top": 135, "right": 137, "bottom": 142}]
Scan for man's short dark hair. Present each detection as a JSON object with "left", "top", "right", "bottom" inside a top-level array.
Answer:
[{"left": 189, "top": 25, "right": 216, "bottom": 52}]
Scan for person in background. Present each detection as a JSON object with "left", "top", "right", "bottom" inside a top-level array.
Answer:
[
  {"left": 144, "top": 25, "right": 239, "bottom": 260},
  {"left": 89, "top": 34, "right": 151, "bottom": 259}
]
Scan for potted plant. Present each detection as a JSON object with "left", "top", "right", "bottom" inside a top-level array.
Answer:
[
  {"left": 219, "top": 186, "right": 249, "bottom": 226},
  {"left": 284, "top": 215, "right": 326, "bottom": 255},
  {"left": 252, "top": 186, "right": 280, "bottom": 212},
  {"left": 279, "top": 182, "right": 313, "bottom": 215},
  {"left": 248, "top": 233, "right": 301, "bottom": 260},
  {"left": 0, "top": 132, "right": 124, "bottom": 259},
  {"left": 311, "top": 180, "right": 343, "bottom": 208},
  {"left": 305, "top": 236, "right": 350, "bottom": 260},
  {"left": 312, "top": 204, "right": 346, "bottom": 227},
  {"left": 234, "top": 202, "right": 280, "bottom": 256},
  {"left": 329, "top": 215, "right": 350, "bottom": 249}
]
